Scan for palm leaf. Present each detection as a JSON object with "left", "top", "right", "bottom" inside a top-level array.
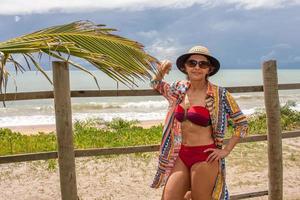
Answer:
[{"left": 0, "top": 20, "right": 157, "bottom": 94}]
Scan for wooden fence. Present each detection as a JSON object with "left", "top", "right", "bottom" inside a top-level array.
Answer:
[{"left": 0, "top": 60, "right": 300, "bottom": 200}]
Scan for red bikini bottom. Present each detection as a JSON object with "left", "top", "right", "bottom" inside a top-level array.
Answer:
[{"left": 179, "top": 143, "right": 217, "bottom": 169}]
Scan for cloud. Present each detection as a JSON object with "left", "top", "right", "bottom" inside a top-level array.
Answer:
[
  {"left": 292, "top": 56, "right": 300, "bottom": 62},
  {"left": 1, "top": 0, "right": 300, "bottom": 15},
  {"left": 137, "top": 30, "right": 159, "bottom": 38},
  {"left": 210, "top": 19, "right": 240, "bottom": 31},
  {"left": 14, "top": 16, "right": 21, "bottom": 22},
  {"left": 260, "top": 43, "right": 292, "bottom": 61},
  {"left": 146, "top": 38, "right": 182, "bottom": 61},
  {"left": 226, "top": 0, "right": 300, "bottom": 10},
  {"left": 261, "top": 50, "right": 276, "bottom": 61},
  {"left": 272, "top": 43, "right": 291, "bottom": 49}
]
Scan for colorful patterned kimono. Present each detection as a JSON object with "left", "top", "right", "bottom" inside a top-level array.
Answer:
[{"left": 150, "top": 79, "right": 249, "bottom": 200}]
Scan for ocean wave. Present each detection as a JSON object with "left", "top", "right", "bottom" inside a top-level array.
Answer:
[
  {"left": 1, "top": 100, "right": 299, "bottom": 127},
  {"left": 34, "top": 102, "right": 122, "bottom": 111},
  {"left": 284, "top": 103, "right": 300, "bottom": 112},
  {"left": 234, "top": 94, "right": 264, "bottom": 100},
  {"left": 242, "top": 107, "right": 259, "bottom": 115},
  {"left": 233, "top": 93, "right": 300, "bottom": 101},
  {"left": 121, "top": 100, "right": 168, "bottom": 109},
  {"left": 0, "top": 112, "right": 167, "bottom": 127},
  {"left": 0, "top": 100, "right": 168, "bottom": 114},
  {"left": 0, "top": 106, "right": 260, "bottom": 127},
  {"left": 72, "top": 102, "right": 121, "bottom": 110}
]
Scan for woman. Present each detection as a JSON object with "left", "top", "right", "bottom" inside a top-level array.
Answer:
[{"left": 150, "top": 45, "right": 249, "bottom": 200}]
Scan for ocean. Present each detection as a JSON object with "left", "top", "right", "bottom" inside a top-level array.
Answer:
[{"left": 0, "top": 69, "right": 300, "bottom": 127}]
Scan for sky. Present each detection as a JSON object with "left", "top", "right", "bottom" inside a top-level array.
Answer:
[{"left": 0, "top": 0, "right": 300, "bottom": 69}]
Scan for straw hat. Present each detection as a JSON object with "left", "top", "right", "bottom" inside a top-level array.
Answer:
[{"left": 176, "top": 45, "right": 220, "bottom": 76}]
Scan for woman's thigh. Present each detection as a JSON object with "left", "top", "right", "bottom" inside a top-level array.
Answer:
[
  {"left": 162, "top": 158, "right": 191, "bottom": 200},
  {"left": 190, "top": 160, "right": 219, "bottom": 200}
]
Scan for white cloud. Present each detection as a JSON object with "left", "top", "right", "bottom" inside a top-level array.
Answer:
[
  {"left": 272, "top": 43, "right": 291, "bottom": 49},
  {"left": 147, "top": 38, "right": 182, "bottom": 61},
  {"left": 226, "top": 0, "right": 300, "bottom": 10},
  {"left": 0, "top": 0, "right": 300, "bottom": 15},
  {"left": 261, "top": 50, "right": 276, "bottom": 61},
  {"left": 137, "top": 30, "right": 159, "bottom": 38},
  {"left": 14, "top": 15, "right": 21, "bottom": 22},
  {"left": 292, "top": 56, "right": 300, "bottom": 62},
  {"left": 210, "top": 20, "right": 240, "bottom": 31}
]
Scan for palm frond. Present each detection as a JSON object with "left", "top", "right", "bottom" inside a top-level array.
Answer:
[{"left": 0, "top": 20, "right": 157, "bottom": 93}]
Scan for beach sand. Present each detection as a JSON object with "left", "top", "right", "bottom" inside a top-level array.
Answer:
[
  {"left": 0, "top": 136, "right": 300, "bottom": 199},
  {"left": 2, "top": 124, "right": 57, "bottom": 135},
  {"left": 1, "top": 119, "right": 163, "bottom": 135}
]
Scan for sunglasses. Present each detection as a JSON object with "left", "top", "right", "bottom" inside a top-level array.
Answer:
[{"left": 185, "top": 59, "right": 212, "bottom": 69}]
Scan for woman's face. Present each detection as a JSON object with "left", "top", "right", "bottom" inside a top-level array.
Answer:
[{"left": 184, "top": 54, "right": 213, "bottom": 81}]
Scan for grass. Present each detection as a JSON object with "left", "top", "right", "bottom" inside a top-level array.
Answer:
[
  {"left": 73, "top": 118, "right": 162, "bottom": 149},
  {"left": 0, "top": 101, "right": 300, "bottom": 156},
  {"left": 0, "top": 117, "right": 162, "bottom": 156}
]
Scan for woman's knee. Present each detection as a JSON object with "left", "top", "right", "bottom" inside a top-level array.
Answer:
[
  {"left": 162, "top": 186, "right": 177, "bottom": 200},
  {"left": 191, "top": 191, "right": 211, "bottom": 200},
  {"left": 163, "top": 187, "right": 189, "bottom": 200},
  {"left": 162, "top": 171, "right": 190, "bottom": 199},
  {"left": 163, "top": 176, "right": 190, "bottom": 200}
]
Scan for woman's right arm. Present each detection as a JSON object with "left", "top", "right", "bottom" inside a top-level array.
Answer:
[{"left": 150, "top": 60, "right": 178, "bottom": 100}]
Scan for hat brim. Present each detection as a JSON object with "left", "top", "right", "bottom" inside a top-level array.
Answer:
[{"left": 176, "top": 53, "right": 220, "bottom": 76}]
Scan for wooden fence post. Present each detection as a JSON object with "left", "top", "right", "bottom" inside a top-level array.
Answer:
[
  {"left": 53, "top": 61, "right": 78, "bottom": 200},
  {"left": 262, "top": 60, "right": 283, "bottom": 200}
]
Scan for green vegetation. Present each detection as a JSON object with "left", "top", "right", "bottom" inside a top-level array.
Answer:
[
  {"left": 0, "top": 130, "right": 57, "bottom": 155},
  {"left": 73, "top": 118, "right": 162, "bottom": 149},
  {"left": 226, "top": 100, "right": 300, "bottom": 137},
  {"left": 0, "top": 118, "right": 162, "bottom": 156},
  {"left": 0, "top": 101, "right": 299, "bottom": 156},
  {"left": 0, "top": 21, "right": 156, "bottom": 95}
]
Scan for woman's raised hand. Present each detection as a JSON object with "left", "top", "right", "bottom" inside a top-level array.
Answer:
[{"left": 157, "top": 60, "right": 172, "bottom": 76}]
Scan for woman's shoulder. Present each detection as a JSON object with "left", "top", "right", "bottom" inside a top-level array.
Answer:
[
  {"left": 207, "top": 82, "right": 230, "bottom": 99},
  {"left": 173, "top": 79, "right": 189, "bottom": 84},
  {"left": 169, "top": 80, "right": 190, "bottom": 94},
  {"left": 170, "top": 80, "right": 189, "bottom": 88},
  {"left": 208, "top": 81, "right": 226, "bottom": 92}
]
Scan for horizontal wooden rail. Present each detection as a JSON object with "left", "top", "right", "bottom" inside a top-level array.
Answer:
[
  {"left": 0, "top": 130, "right": 299, "bottom": 164},
  {"left": 231, "top": 190, "right": 268, "bottom": 199},
  {"left": 0, "top": 83, "right": 299, "bottom": 101},
  {"left": 75, "top": 144, "right": 159, "bottom": 157}
]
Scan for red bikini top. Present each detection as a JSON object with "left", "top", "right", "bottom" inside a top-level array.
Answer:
[
  {"left": 174, "top": 104, "right": 211, "bottom": 126},
  {"left": 174, "top": 94, "right": 211, "bottom": 127}
]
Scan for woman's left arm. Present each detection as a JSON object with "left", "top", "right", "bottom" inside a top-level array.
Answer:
[
  {"left": 222, "top": 89, "right": 249, "bottom": 152},
  {"left": 205, "top": 89, "right": 249, "bottom": 162}
]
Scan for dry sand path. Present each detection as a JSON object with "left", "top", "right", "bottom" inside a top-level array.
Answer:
[{"left": 0, "top": 130, "right": 299, "bottom": 199}]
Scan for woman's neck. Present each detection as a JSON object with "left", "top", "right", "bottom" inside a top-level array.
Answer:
[{"left": 189, "top": 79, "right": 208, "bottom": 92}]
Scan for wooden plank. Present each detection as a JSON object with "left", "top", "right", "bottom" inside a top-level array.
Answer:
[
  {"left": 233, "top": 134, "right": 267, "bottom": 143},
  {"left": 226, "top": 85, "right": 263, "bottom": 93},
  {"left": 281, "top": 130, "right": 300, "bottom": 139},
  {"left": 278, "top": 83, "right": 300, "bottom": 90},
  {"left": 0, "top": 152, "right": 57, "bottom": 164},
  {"left": 0, "top": 91, "right": 54, "bottom": 101},
  {"left": 263, "top": 60, "right": 283, "bottom": 200},
  {"left": 236, "top": 130, "right": 300, "bottom": 144},
  {"left": 75, "top": 145, "right": 159, "bottom": 157},
  {"left": 230, "top": 190, "right": 268, "bottom": 199},
  {"left": 1, "top": 83, "right": 300, "bottom": 101},
  {"left": 71, "top": 89, "right": 158, "bottom": 97},
  {"left": 0, "top": 131, "right": 299, "bottom": 164},
  {"left": 53, "top": 61, "right": 78, "bottom": 200}
]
